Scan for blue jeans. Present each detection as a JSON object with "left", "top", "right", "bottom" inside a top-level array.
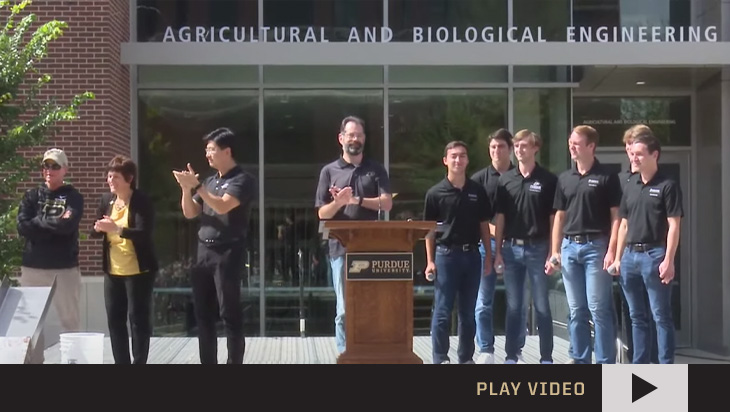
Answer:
[
  {"left": 502, "top": 241, "right": 553, "bottom": 363},
  {"left": 561, "top": 237, "right": 616, "bottom": 364},
  {"left": 476, "top": 240, "right": 527, "bottom": 354},
  {"left": 618, "top": 280, "right": 659, "bottom": 363},
  {"left": 330, "top": 256, "right": 346, "bottom": 354},
  {"left": 619, "top": 247, "right": 674, "bottom": 364},
  {"left": 431, "top": 245, "right": 482, "bottom": 364}
]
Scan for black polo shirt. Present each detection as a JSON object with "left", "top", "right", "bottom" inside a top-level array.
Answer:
[
  {"left": 553, "top": 159, "right": 622, "bottom": 236},
  {"left": 618, "top": 169, "right": 636, "bottom": 193},
  {"left": 470, "top": 163, "right": 515, "bottom": 224},
  {"left": 423, "top": 177, "right": 490, "bottom": 247},
  {"left": 193, "top": 165, "right": 257, "bottom": 245},
  {"left": 619, "top": 172, "right": 683, "bottom": 244},
  {"left": 495, "top": 164, "right": 557, "bottom": 240},
  {"left": 315, "top": 156, "right": 391, "bottom": 257}
]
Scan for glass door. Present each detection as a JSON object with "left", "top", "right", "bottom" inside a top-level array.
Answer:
[{"left": 596, "top": 148, "right": 692, "bottom": 349}]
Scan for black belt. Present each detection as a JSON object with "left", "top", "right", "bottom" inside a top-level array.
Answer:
[
  {"left": 504, "top": 237, "right": 545, "bottom": 246},
  {"left": 439, "top": 243, "right": 478, "bottom": 252},
  {"left": 565, "top": 234, "right": 604, "bottom": 244},
  {"left": 627, "top": 243, "right": 663, "bottom": 253}
]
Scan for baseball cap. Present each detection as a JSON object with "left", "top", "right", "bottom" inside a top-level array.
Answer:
[{"left": 42, "top": 148, "right": 69, "bottom": 168}]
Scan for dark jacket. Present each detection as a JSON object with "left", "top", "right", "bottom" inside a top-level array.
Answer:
[
  {"left": 90, "top": 190, "right": 159, "bottom": 275},
  {"left": 17, "top": 184, "right": 84, "bottom": 269}
]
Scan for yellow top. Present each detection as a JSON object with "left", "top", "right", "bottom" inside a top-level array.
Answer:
[{"left": 106, "top": 204, "right": 142, "bottom": 276}]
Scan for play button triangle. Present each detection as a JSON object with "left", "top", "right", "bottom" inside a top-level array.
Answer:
[{"left": 632, "top": 373, "right": 658, "bottom": 403}]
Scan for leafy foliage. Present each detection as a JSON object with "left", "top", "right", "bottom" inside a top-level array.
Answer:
[{"left": 0, "top": 1, "right": 93, "bottom": 283}]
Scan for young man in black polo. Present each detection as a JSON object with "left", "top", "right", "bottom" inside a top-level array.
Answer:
[
  {"left": 424, "top": 140, "right": 492, "bottom": 364},
  {"left": 613, "top": 132, "right": 683, "bottom": 364},
  {"left": 494, "top": 129, "right": 557, "bottom": 364},
  {"left": 617, "top": 124, "right": 659, "bottom": 363},
  {"left": 315, "top": 115, "right": 392, "bottom": 355},
  {"left": 471, "top": 128, "right": 527, "bottom": 364},
  {"left": 550, "top": 125, "right": 622, "bottom": 364},
  {"left": 173, "top": 127, "right": 257, "bottom": 364},
  {"left": 618, "top": 125, "right": 650, "bottom": 186}
]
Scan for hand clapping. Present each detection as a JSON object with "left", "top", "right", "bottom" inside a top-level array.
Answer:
[
  {"left": 94, "top": 215, "right": 119, "bottom": 234},
  {"left": 330, "top": 185, "right": 353, "bottom": 206},
  {"left": 172, "top": 163, "right": 201, "bottom": 190}
]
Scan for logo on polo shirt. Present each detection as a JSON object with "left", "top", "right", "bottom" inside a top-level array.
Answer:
[
  {"left": 221, "top": 183, "right": 229, "bottom": 189},
  {"left": 529, "top": 182, "right": 542, "bottom": 193},
  {"left": 649, "top": 187, "right": 661, "bottom": 197},
  {"left": 467, "top": 193, "right": 478, "bottom": 202},
  {"left": 588, "top": 178, "right": 600, "bottom": 187}
]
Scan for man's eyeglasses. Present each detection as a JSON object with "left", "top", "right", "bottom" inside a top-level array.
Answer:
[{"left": 42, "top": 163, "right": 62, "bottom": 171}]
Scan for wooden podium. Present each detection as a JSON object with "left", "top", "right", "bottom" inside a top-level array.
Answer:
[{"left": 320, "top": 220, "right": 436, "bottom": 364}]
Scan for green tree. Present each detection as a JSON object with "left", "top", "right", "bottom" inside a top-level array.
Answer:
[{"left": 0, "top": 0, "right": 93, "bottom": 284}]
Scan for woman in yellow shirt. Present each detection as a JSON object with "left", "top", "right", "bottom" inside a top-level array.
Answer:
[{"left": 91, "top": 155, "right": 158, "bottom": 364}]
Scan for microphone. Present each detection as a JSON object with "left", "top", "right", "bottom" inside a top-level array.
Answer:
[{"left": 366, "top": 171, "right": 382, "bottom": 221}]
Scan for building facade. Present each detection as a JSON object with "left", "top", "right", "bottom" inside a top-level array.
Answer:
[{"left": 22, "top": 0, "right": 730, "bottom": 357}]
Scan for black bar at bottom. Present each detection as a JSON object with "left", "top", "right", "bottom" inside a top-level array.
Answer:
[{"left": 4, "top": 364, "right": 602, "bottom": 408}]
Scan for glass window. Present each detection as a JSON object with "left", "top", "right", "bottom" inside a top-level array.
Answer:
[
  {"left": 137, "top": 0, "right": 259, "bottom": 42},
  {"left": 138, "top": 66, "right": 259, "bottom": 87},
  {"left": 513, "top": 66, "right": 571, "bottom": 83},
  {"left": 618, "top": 0, "right": 690, "bottom": 28},
  {"left": 262, "top": 90, "right": 384, "bottom": 336},
  {"left": 573, "top": 96, "right": 691, "bottom": 146},
  {"left": 138, "top": 90, "right": 260, "bottom": 336},
  {"left": 263, "top": 0, "right": 383, "bottom": 42},
  {"left": 513, "top": 0, "right": 570, "bottom": 41},
  {"left": 389, "top": 0, "right": 507, "bottom": 42},
  {"left": 513, "top": 88, "right": 571, "bottom": 174},
  {"left": 264, "top": 66, "right": 383, "bottom": 84},
  {"left": 389, "top": 66, "right": 508, "bottom": 83}
]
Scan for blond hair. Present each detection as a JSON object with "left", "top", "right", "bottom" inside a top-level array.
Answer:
[
  {"left": 513, "top": 129, "right": 542, "bottom": 148},
  {"left": 622, "top": 124, "right": 652, "bottom": 145}
]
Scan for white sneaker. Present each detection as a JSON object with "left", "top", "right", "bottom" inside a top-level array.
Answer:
[
  {"left": 516, "top": 354, "right": 526, "bottom": 364},
  {"left": 439, "top": 360, "right": 450, "bottom": 364},
  {"left": 476, "top": 353, "right": 495, "bottom": 364},
  {"left": 564, "top": 358, "right": 575, "bottom": 364}
]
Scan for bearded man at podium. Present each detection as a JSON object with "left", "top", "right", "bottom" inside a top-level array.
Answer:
[{"left": 314, "top": 115, "right": 393, "bottom": 354}]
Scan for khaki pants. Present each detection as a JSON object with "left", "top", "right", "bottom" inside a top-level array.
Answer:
[{"left": 20, "top": 266, "right": 82, "bottom": 364}]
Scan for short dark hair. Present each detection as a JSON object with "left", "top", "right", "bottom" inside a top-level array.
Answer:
[
  {"left": 340, "top": 115, "right": 365, "bottom": 133},
  {"left": 203, "top": 127, "right": 236, "bottom": 158},
  {"left": 489, "top": 128, "right": 513, "bottom": 148},
  {"left": 443, "top": 140, "right": 468, "bottom": 157},
  {"left": 633, "top": 132, "right": 661, "bottom": 157},
  {"left": 107, "top": 155, "right": 137, "bottom": 189}
]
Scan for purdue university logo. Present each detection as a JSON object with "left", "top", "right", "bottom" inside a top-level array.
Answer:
[
  {"left": 349, "top": 260, "right": 370, "bottom": 274},
  {"left": 345, "top": 253, "right": 414, "bottom": 281}
]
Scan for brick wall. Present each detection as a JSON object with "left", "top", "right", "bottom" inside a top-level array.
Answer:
[{"left": 20, "top": 0, "right": 130, "bottom": 276}]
